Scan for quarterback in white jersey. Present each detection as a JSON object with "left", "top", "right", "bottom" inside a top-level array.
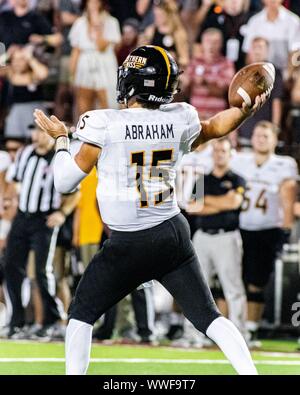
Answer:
[
  {"left": 34, "top": 45, "right": 267, "bottom": 375},
  {"left": 74, "top": 102, "right": 200, "bottom": 231},
  {"left": 231, "top": 120, "right": 298, "bottom": 345}
]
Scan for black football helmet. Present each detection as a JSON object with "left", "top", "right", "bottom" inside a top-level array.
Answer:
[{"left": 117, "top": 45, "right": 180, "bottom": 105}]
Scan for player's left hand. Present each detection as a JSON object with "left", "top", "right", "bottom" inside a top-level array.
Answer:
[
  {"left": 46, "top": 211, "right": 66, "bottom": 228},
  {"left": 34, "top": 109, "right": 68, "bottom": 139},
  {"left": 241, "top": 92, "right": 268, "bottom": 117}
]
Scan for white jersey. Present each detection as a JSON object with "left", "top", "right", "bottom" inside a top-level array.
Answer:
[
  {"left": 230, "top": 152, "right": 298, "bottom": 230},
  {"left": 75, "top": 102, "right": 201, "bottom": 231},
  {"left": 176, "top": 144, "right": 213, "bottom": 209}
]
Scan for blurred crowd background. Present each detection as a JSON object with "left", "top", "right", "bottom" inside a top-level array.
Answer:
[{"left": 0, "top": 0, "right": 300, "bottom": 348}]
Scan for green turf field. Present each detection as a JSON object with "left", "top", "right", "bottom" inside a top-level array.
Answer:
[{"left": 0, "top": 340, "right": 300, "bottom": 375}]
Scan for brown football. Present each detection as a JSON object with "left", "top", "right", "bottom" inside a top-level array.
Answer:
[{"left": 228, "top": 62, "right": 275, "bottom": 108}]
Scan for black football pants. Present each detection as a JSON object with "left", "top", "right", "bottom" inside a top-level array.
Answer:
[{"left": 69, "top": 213, "right": 220, "bottom": 334}]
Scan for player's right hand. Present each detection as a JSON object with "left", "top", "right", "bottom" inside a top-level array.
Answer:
[
  {"left": 241, "top": 93, "right": 267, "bottom": 117},
  {"left": 34, "top": 109, "right": 68, "bottom": 139}
]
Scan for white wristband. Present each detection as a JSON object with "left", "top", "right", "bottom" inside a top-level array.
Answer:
[
  {"left": 55, "top": 136, "right": 70, "bottom": 153},
  {"left": 0, "top": 219, "right": 11, "bottom": 239}
]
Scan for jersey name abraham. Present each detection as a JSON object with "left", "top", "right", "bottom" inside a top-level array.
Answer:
[{"left": 75, "top": 103, "right": 201, "bottom": 231}]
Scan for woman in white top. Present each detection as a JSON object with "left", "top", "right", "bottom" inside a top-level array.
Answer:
[{"left": 69, "top": 0, "right": 121, "bottom": 115}]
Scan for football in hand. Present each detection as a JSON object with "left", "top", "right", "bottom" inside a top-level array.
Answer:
[{"left": 228, "top": 62, "right": 275, "bottom": 108}]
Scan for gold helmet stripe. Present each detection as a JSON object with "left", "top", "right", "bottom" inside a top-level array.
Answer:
[{"left": 148, "top": 45, "right": 171, "bottom": 89}]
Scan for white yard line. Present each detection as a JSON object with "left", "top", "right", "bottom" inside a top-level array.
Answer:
[
  {"left": 0, "top": 358, "right": 300, "bottom": 366},
  {"left": 256, "top": 351, "right": 300, "bottom": 358}
]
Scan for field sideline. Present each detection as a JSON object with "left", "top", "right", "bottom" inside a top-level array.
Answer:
[{"left": 0, "top": 340, "right": 300, "bottom": 375}]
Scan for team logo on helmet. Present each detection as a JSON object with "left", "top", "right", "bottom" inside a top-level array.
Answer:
[{"left": 124, "top": 55, "right": 147, "bottom": 69}]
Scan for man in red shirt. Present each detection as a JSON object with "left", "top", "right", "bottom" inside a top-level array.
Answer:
[{"left": 183, "top": 28, "right": 235, "bottom": 120}]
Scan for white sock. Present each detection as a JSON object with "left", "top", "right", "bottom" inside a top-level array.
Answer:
[
  {"left": 65, "top": 319, "right": 93, "bottom": 375},
  {"left": 206, "top": 317, "right": 258, "bottom": 375}
]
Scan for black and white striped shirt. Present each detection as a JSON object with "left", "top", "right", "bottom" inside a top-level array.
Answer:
[{"left": 10, "top": 145, "right": 61, "bottom": 214}]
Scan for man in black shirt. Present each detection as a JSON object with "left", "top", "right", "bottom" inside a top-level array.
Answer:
[
  {"left": 187, "top": 138, "right": 247, "bottom": 337},
  {"left": 0, "top": 0, "right": 62, "bottom": 50}
]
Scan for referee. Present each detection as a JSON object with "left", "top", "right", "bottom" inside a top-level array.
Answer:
[
  {"left": 4, "top": 124, "right": 79, "bottom": 338},
  {"left": 187, "top": 138, "right": 247, "bottom": 336}
]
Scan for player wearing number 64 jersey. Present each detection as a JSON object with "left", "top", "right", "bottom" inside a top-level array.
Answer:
[
  {"left": 34, "top": 45, "right": 267, "bottom": 375},
  {"left": 230, "top": 120, "right": 298, "bottom": 346}
]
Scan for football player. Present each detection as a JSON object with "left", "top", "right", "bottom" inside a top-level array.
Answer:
[
  {"left": 34, "top": 45, "right": 266, "bottom": 375},
  {"left": 231, "top": 120, "right": 298, "bottom": 346}
]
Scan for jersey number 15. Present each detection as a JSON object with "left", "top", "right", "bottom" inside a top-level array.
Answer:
[{"left": 131, "top": 149, "right": 174, "bottom": 208}]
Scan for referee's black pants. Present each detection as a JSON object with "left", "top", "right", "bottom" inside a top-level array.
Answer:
[
  {"left": 69, "top": 213, "right": 221, "bottom": 334},
  {"left": 4, "top": 211, "right": 62, "bottom": 329}
]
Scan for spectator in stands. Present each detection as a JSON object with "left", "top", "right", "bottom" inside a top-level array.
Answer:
[
  {"left": 193, "top": 0, "right": 226, "bottom": 32},
  {"left": 55, "top": 0, "right": 81, "bottom": 122},
  {"left": 182, "top": 28, "right": 235, "bottom": 119},
  {"left": 35, "top": 0, "right": 58, "bottom": 26},
  {"left": 141, "top": 0, "right": 189, "bottom": 68},
  {"left": 108, "top": 0, "right": 139, "bottom": 26},
  {"left": 286, "top": 48, "right": 300, "bottom": 144},
  {"left": 238, "top": 37, "right": 284, "bottom": 147},
  {"left": 69, "top": 0, "right": 121, "bottom": 116},
  {"left": 242, "top": 0, "right": 300, "bottom": 71},
  {"left": 0, "top": 46, "right": 49, "bottom": 139},
  {"left": 179, "top": 0, "right": 202, "bottom": 44},
  {"left": 197, "top": 0, "right": 253, "bottom": 70},
  {"left": 136, "top": 0, "right": 154, "bottom": 31},
  {"left": 0, "top": 0, "right": 62, "bottom": 50},
  {"left": 115, "top": 18, "right": 140, "bottom": 66}
]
